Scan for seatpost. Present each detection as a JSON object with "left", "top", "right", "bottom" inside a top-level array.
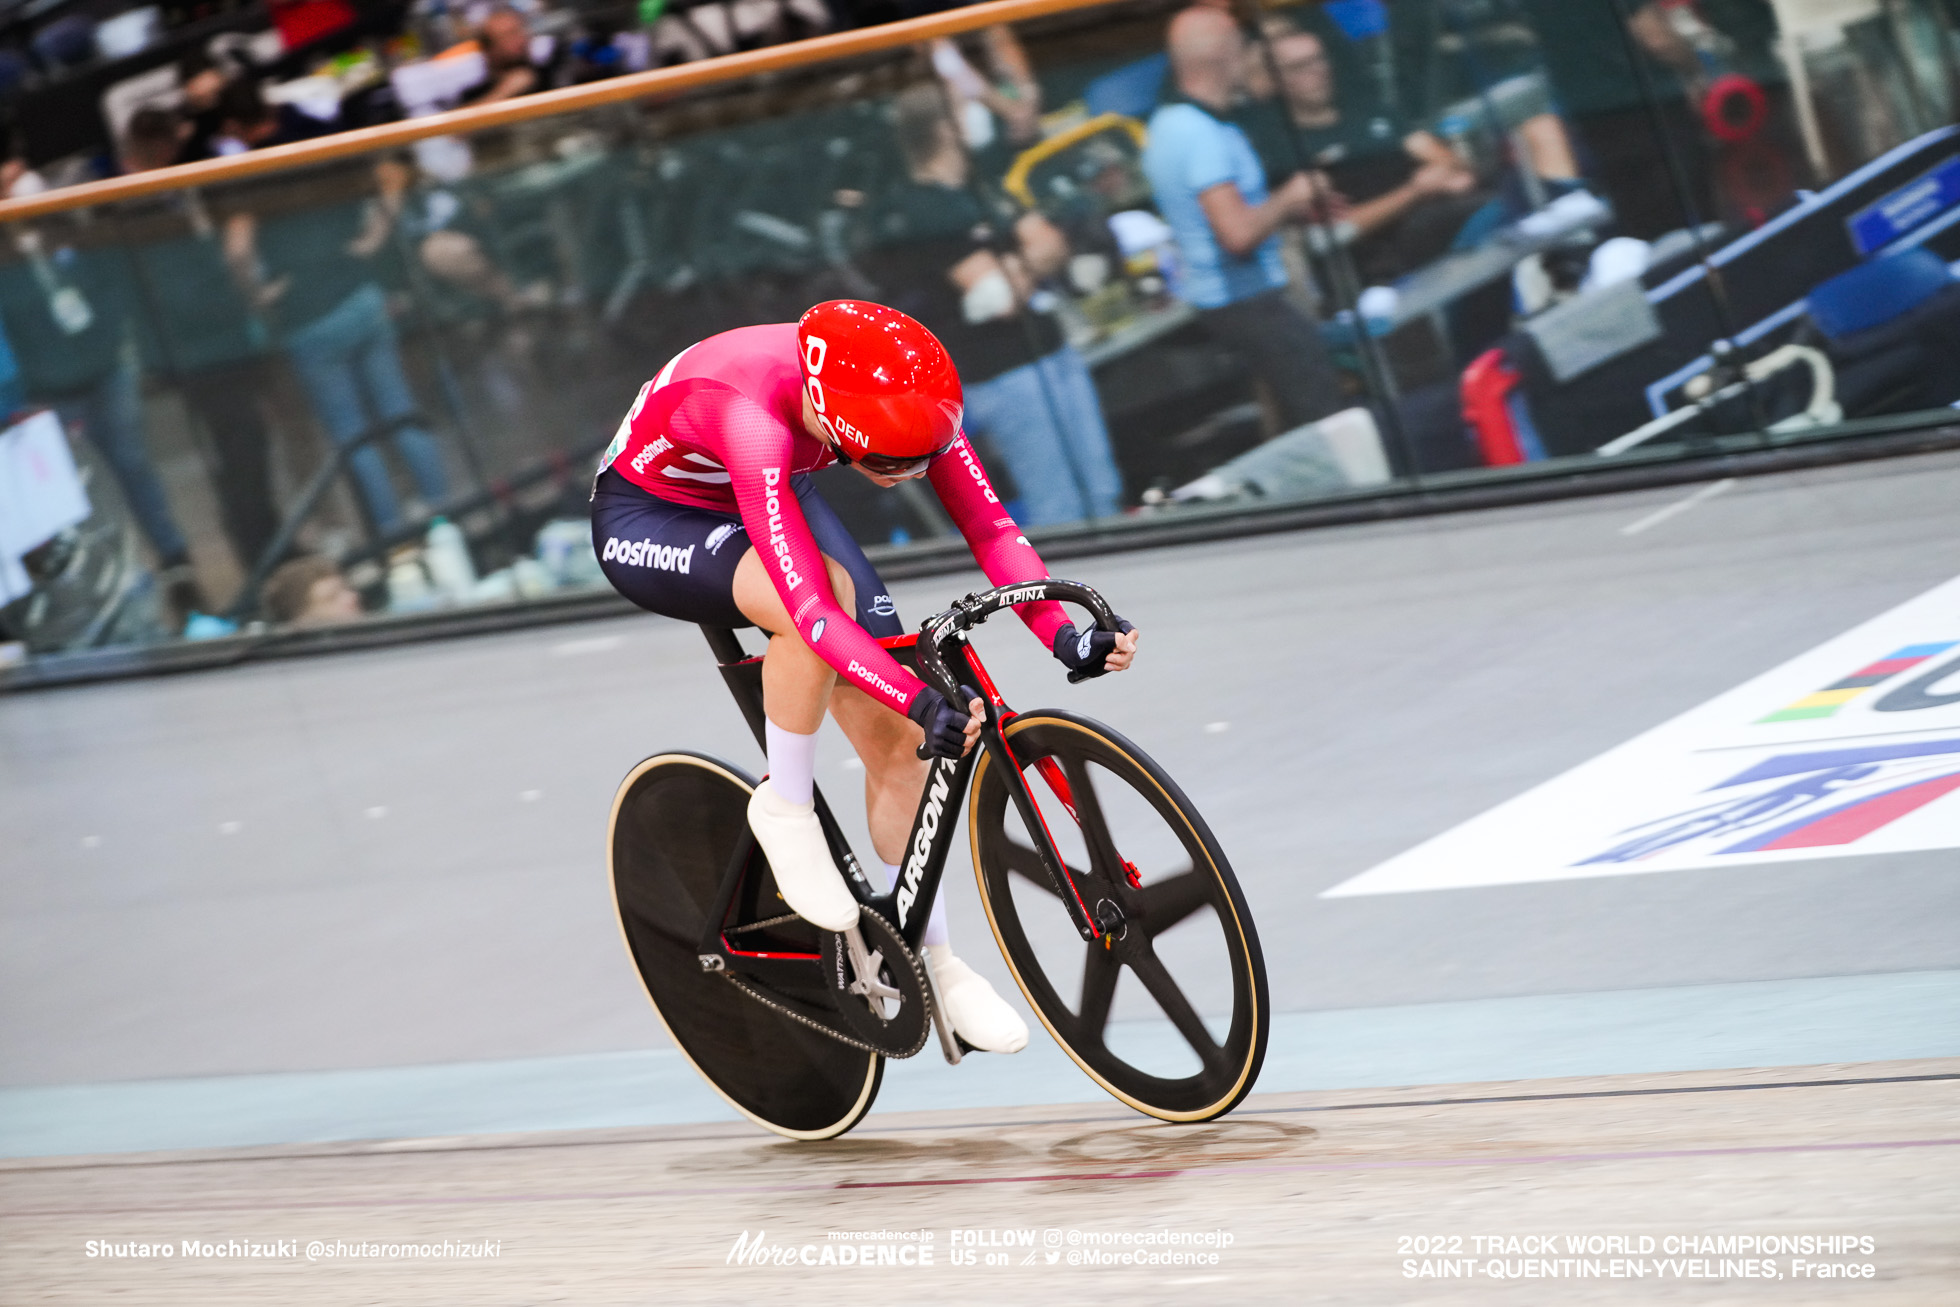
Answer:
[{"left": 702, "top": 625, "right": 770, "bottom": 753}]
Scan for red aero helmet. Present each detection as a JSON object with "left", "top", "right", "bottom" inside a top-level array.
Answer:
[{"left": 797, "top": 301, "right": 963, "bottom": 471}]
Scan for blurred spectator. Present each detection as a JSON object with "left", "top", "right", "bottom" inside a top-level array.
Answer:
[
  {"left": 2, "top": 152, "right": 50, "bottom": 199},
  {"left": 460, "top": 7, "right": 560, "bottom": 105},
  {"left": 1517, "top": 0, "right": 1720, "bottom": 239},
  {"left": 223, "top": 160, "right": 450, "bottom": 537},
  {"left": 1241, "top": 24, "right": 1478, "bottom": 285},
  {"left": 261, "top": 554, "right": 363, "bottom": 625},
  {"left": 174, "top": 50, "right": 235, "bottom": 164},
  {"left": 213, "top": 79, "right": 341, "bottom": 156},
  {"left": 120, "top": 107, "right": 188, "bottom": 175},
  {"left": 645, "top": 0, "right": 830, "bottom": 67},
  {"left": 564, "top": 16, "right": 638, "bottom": 85},
  {"left": 928, "top": 26, "right": 1041, "bottom": 178},
  {"left": 873, "top": 84, "right": 1122, "bottom": 525},
  {"left": 122, "top": 108, "right": 290, "bottom": 576},
  {"left": 1243, "top": 21, "right": 1581, "bottom": 285},
  {"left": 1143, "top": 6, "right": 1345, "bottom": 431},
  {"left": 269, "top": 0, "right": 360, "bottom": 50},
  {"left": 30, "top": 14, "right": 95, "bottom": 72},
  {"left": 0, "top": 223, "right": 206, "bottom": 624},
  {"left": 417, "top": 222, "right": 540, "bottom": 313}
]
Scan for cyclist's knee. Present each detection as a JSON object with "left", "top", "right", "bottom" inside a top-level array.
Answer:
[{"left": 734, "top": 549, "right": 857, "bottom": 646}]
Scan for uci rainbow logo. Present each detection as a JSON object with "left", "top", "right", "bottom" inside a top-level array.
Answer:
[{"left": 1756, "top": 642, "right": 1958, "bottom": 722}]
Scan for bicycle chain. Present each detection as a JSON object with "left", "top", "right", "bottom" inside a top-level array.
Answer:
[
  {"left": 723, "top": 973, "right": 888, "bottom": 1055},
  {"left": 720, "top": 911, "right": 935, "bottom": 1058},
  {"left": 723, "top": 913, "right": 803, "bottom": 937}
]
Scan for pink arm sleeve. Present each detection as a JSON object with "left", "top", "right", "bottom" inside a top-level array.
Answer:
[
  {"left": 928, "top": 434, "right": 1071, "bottom": 649},
  {"left": 673, "top": 388, "right": 929, "bottom": 713}
]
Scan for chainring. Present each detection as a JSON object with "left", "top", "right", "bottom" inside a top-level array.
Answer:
[{"left": 820, "top": 906, "right": 932, "bottom": 1058}]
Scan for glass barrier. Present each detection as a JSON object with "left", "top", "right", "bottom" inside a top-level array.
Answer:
[{"left": 1, "top": 0, "right": 1957, "bottom": 662}]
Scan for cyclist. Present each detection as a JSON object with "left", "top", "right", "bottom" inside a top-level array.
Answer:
[{"left": 592, "top": 300, "right": 1139, "bottom": 1054}]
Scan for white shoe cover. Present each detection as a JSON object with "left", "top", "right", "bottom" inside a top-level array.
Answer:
[
  {"left": 748, "top": 780, "right": 859, "bottom": 932},
  {"left": 927, "top": 947, "right": 1028, "bottom": 1054}
]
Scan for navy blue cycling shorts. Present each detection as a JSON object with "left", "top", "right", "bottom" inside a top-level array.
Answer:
[{"left": 590, "top": 468, "right": 902, "bottom": 636}]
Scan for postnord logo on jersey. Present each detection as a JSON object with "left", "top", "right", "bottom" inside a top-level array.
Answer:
[{"left": 602, "top": 537, "right": 694, "bottom": 574}]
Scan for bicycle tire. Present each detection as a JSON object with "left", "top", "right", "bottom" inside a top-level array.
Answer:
[
  {"left": 970, "top": 712, "right": 1268, "bottom": 1121},
  {"left": 608, "top": 751, "right": 881, "bottom": 1140}
]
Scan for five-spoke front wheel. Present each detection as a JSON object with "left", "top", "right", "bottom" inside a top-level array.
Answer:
[{"left": 970, "top": 712, "right": 1269, "bottom": 1121}]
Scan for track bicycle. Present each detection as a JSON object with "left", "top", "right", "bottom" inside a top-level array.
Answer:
[{"left": 607, "top": 579, "right": 1269, "bottom": 1139}]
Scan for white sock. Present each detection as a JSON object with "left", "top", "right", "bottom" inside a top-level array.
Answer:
[
  {"left": 881, "top": 859, "right": 950, "bottom": 948},
  {"left": 764, "top": 720, "right": 818, "bottom": 807}
]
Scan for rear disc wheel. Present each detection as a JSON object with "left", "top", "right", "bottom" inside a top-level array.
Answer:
[{"left": 609, "top": 752, "right": 880, "bottom": 1140}]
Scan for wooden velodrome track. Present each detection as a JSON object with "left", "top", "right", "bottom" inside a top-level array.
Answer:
[{"left": 4, "top": 1059, "right": 1955, "bottom": 1303}]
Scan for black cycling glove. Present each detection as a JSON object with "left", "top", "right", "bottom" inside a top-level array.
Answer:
[
  {"left": 908, "top": 684, "right": 980, "bottom": 759},
  {"left": 1052, "top": 620, "right": 1135, "bottom": 679}
]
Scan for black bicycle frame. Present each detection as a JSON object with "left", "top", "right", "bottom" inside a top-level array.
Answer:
[{"left": 694, "top": 579, "right": 1125, "bottom": 979}]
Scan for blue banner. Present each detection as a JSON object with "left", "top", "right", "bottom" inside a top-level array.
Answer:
[{"left": 1847, "top": 155, "right": 1960, "bottom": 255}]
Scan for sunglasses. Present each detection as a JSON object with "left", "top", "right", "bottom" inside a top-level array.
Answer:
[{"left": 832, "top": 439, "right": 956, "bottom": 478}]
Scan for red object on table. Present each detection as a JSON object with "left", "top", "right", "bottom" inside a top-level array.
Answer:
[{"left": 1461, "top": 348, "right": 1527, "bottom": 466}]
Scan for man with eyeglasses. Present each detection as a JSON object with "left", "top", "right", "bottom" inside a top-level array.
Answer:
[{"left": 1242, "top": 24, "right": 1483, "bottom": 286}]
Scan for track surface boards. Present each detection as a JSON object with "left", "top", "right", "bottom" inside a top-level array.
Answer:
[{"left": 4, "top": 1062, "right": 1955, "bottom": 1302}]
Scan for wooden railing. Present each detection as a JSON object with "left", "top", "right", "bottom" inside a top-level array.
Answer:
[{"left": 0, "top": 0, "right": 1124, "bottom": 224}]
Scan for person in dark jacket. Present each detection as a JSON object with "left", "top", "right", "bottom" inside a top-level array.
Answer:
[
  {"left": 212, "top": 79, "right": 340, "bottom": 155},
  {"left": 866, "top": 85, "right": 1122, "bottom": 525},
  {"left": 223, "top": 160, "right": 450, "bottom": 535},
  {"left": 123, "top": 106, "right": 288, "bottom": 575},
  {"left": 0, "top": 216, "right": 205, "bottom": 624}
]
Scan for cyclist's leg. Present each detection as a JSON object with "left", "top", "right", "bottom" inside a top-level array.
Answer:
[
  {"left": 730, "top": 546, "right": 859, "bottom": 734},
  {"left": 793, "top": 474, "right": 903, "bottom": 637},
  {"left": 788, "top": 475, "right": 926, "bottom": 868},
  {"left": 590, "top": 469, "right": 849, "bottom": 933},
  {"left": 827, "top": 689, "right": 926, "bottom": 866},
  {"left": 593, "top": 467, "right": 861, "bottom": 703},
  {"left": 593, "top": 469, "right": 847, "bottom": 925},
  {"left": 729, "top": 546, "right": 869, "bottom": 931},
  {"left": 793, "top": 483, "right": 1024, "bottom": 1050},
  {"left": 829, "top": 685, "right": 1023, "bottom": 1048}
]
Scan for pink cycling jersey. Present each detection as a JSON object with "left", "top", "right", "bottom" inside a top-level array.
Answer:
[{"left": 600, "top": 322, "right": 1071, "bottom": 711}]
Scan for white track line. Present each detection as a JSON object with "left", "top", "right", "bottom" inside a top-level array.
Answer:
[{"left": 1619, "top": 478, "right": 1735, "bottom": 536}]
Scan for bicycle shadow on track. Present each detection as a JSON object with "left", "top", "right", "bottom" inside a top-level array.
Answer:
[
  {"left": 1043, "top": 1119, "right": 1316, "bottom": 1168},
  {"left": 672, "top": 1134, "right": 1040, "bottom": 1174},
  {"left": 669, "top": 1118, "right": 1317, "bottom": 1177}
]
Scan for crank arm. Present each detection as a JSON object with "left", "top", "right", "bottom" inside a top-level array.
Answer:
[{"left": 842, "top": 925, "right": 899, "bottom": 1008}]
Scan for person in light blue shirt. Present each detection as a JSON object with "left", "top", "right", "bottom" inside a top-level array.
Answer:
[
  {"left": 1142, "top": 6, "right": 1344, "bottom": 430},
  {"left": 1144, "top": 100, "right": 1291, "bottom": 308}
]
